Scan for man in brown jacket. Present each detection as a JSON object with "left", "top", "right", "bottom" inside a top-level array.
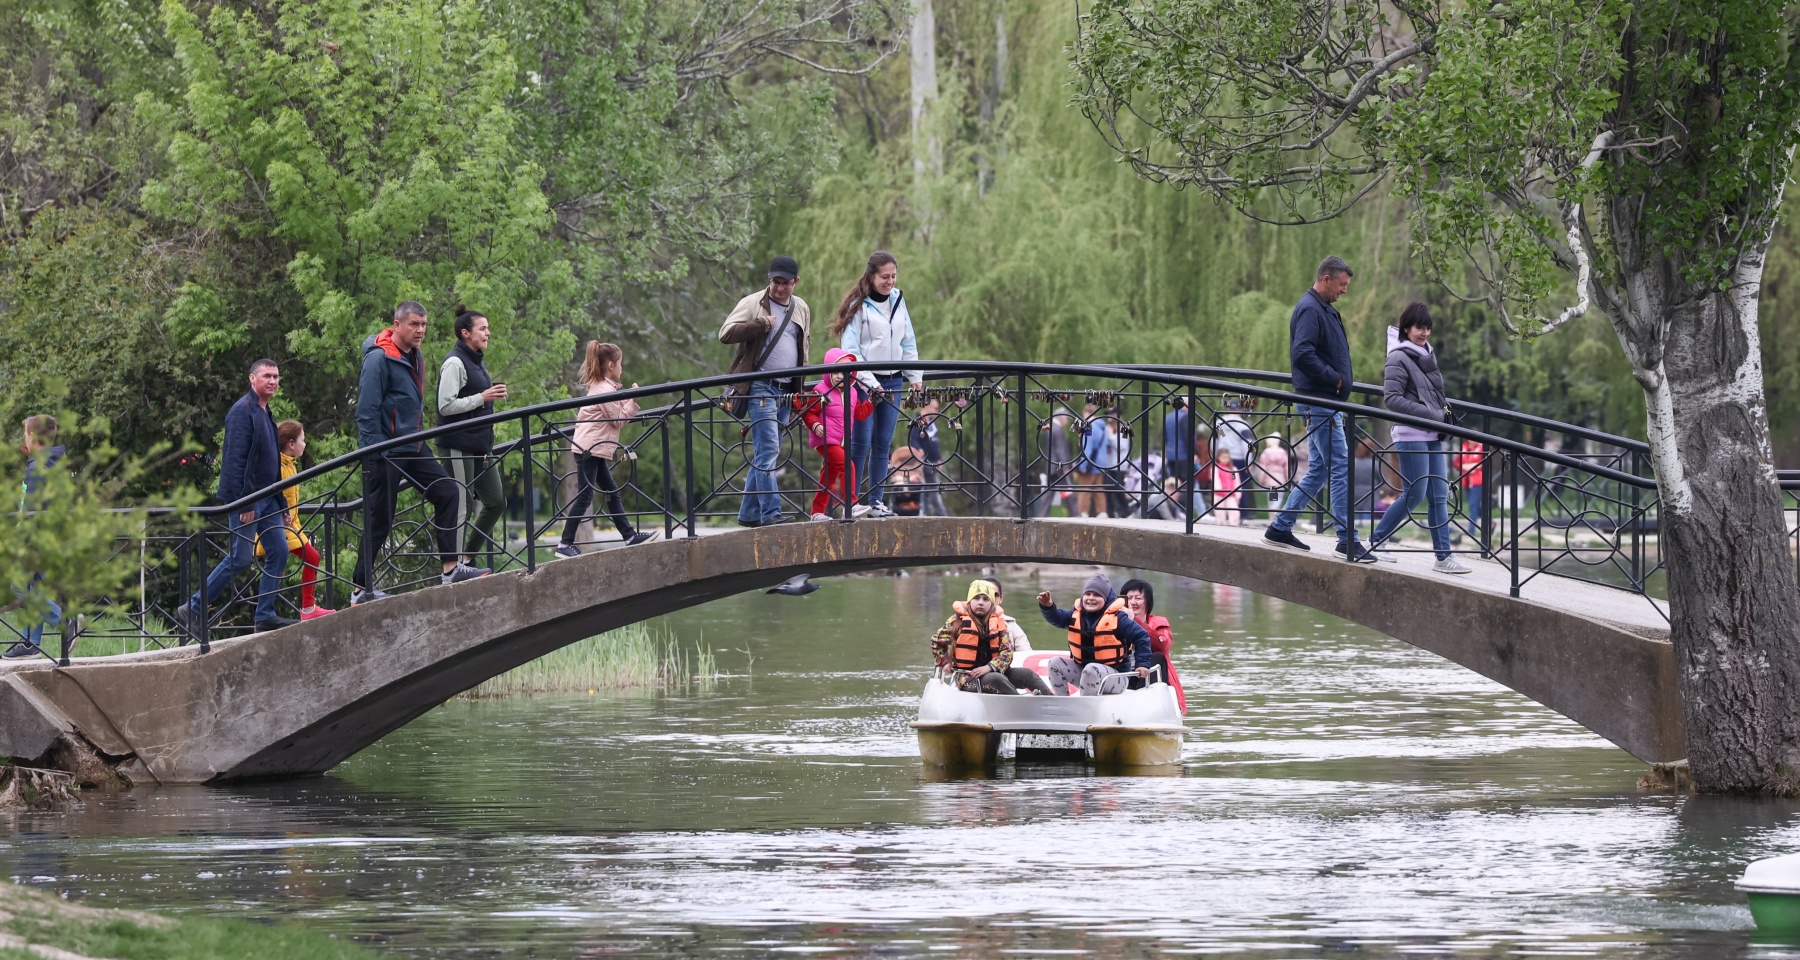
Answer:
[{"left": 720, "top": 255, "right": 811, "bottom": 526}]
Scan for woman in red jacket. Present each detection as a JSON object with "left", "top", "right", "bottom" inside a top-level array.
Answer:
[{"left": 1119, "top": 578, "right": 1186, "bottom": 713}]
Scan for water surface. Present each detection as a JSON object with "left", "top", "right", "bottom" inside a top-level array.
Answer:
[{"left": 5, "top": 569, "right": 1799, "bottom": 958}]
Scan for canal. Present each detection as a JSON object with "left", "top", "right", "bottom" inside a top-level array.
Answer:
[{"left": 3, "top": 567, "right": 1797, "bottom": 958}]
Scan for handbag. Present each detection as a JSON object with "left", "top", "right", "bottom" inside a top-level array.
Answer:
[{"left": 725, "top": 302, "right": 798, "bottom": 418}]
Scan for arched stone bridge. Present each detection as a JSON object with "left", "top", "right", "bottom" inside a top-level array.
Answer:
[{"left": 0, "top": 517, "right": 1679, "bottom": 783}]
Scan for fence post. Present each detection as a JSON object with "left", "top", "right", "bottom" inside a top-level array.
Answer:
[
  {"left": 684, "top": 388, "right": 697, "bottom": 538},
  {"left": 522, "top": 418, "right": 536, "bottom": 574},
  {"left": 1343, "top": 410, "right": 1356, "bottom": 560},
  {"left": 1184, "top": 384, "right": 1197, "bottom": 536},
  {"left": 57, "top": 596, "right": 73, "bottom": 667},
  {"left": 661, "top": 409, "right": 675, "bottom": 538},
  {"left": 1510, "top": 449, "right": 1521, "bottom": 598},
  {"left": 197, "top": 521, "right": 211, "bottom": 653}
]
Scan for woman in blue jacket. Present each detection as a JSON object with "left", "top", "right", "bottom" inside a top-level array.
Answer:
[{"left": 830, "top": 251, "right": 921, "bottom": 518}]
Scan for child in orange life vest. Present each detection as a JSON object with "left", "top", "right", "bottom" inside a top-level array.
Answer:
[
  {"left": 1037, "top": 572, "right": 1153, "bottom": 696},
  {"left": 795, "top": 347, "right": 873, "bottom": 520},
  {"left": 257, "top": 421, "right": 334, "bottom": 620},
  {"left": 928, "top": 580, "right": 1050, "bottom": 694}
]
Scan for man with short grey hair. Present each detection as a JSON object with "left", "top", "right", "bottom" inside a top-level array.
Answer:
[{"left": 1263, "top": 257, "right": 1386, "bottom": 563}]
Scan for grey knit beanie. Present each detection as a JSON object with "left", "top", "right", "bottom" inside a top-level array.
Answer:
[{"left": 1082, "top": 573, "right": 1113, "bottom": 599}]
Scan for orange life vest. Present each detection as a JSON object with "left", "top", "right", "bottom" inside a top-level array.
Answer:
[
  {"left": 1067, "top": 598, "right": 1130, "bottom": 666},
  {"left": 950, "top": 600, "right": 1009, "bottom": 670}
]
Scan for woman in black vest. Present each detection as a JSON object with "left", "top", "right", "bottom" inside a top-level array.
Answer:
[{"left": 437, "top": 307, "right": 508, "bottom": 565}]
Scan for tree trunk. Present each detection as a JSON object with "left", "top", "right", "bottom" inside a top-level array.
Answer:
[
  {"left": 1609, "top": 230, "right": 1800, "bottom": 793},
  {"left": 909, "top": 0, "right": 939, "bottom": 179}
]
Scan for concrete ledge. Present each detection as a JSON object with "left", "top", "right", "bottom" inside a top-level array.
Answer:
[{"left": 0, "top": 517, "right": 1682, "bottom": 781}]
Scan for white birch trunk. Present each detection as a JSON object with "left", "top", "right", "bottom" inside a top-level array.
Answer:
[{"left": 909, "top": 0, "right": 939, "bottom": 179}]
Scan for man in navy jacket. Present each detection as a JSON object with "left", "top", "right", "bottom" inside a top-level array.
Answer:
[
  {"left": 1264, "top": 257, "right": 1383, "bottom": 563},
  {"left": 174, "top": 359, "right": 295, "bottom": 637}
]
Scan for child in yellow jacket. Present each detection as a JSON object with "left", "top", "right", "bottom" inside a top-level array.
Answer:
[{"left": 258, "top": 421, "right": 334, "bottom": 619}]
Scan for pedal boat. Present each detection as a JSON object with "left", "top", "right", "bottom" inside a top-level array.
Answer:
[
  {"left": 910, "top": 674, "right": 1184, "bottom": 768},
  {"left": 1740, "top": 853, "right": 1800, "bottom": 933}
]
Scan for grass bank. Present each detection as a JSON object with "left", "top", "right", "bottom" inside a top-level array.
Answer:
[
  {"left": 0, "top": 881, "right": 371, "bottom": 960},
  {"left": 462, "top": 621, "right": 720, "bottom": 698}
]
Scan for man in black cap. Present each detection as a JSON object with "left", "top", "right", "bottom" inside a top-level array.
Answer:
[{"left": 720, "top": 256, "right": 811, "bottom": 526}]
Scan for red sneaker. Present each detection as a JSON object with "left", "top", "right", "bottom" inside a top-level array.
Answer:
[{"left": 300, "top": 607, "right": 337, "bottom": 621}]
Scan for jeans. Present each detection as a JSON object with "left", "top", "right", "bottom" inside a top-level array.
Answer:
[
  {"left": 191, "top": 497, "right": 289, "bottom": 622},
  {"left": 849, "top": 374, "right": 904, "bottom": 506},
  {"left": 1047, "top": 657, "right": 1132, "bottom": 696},
  {"left": 12, "top": 576, "right": 60, "bottom": 649},
  {"left": 563, "top": 453, "right": 635, "bottom": 543},
  {"left": 1270, "top": 404, "right": 1355, "bottom": 544},
  {"left": 1371, "top": 440, "right": 1452, "bottom": 559},
  {"left": 920, "top": 463, "right": 948, "bottom": 516},
  {"left": 738, "top": 379, "right": 789, "bottom": 524},
  {"left": 1463, "top": 484, "right": 1485, "bottom": 540}
]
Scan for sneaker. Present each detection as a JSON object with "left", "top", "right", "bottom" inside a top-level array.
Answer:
[
  {"left": 172, "top": 603, "right": 203, "bottom": 639},
  {"left": 761, "top": 514, "right": 796, "bottom": 526},
  {"left": 849, "top": 504, "right": 873, "bottom": 519},
  {"left": 351, "top": 587, "right": 392, "bottom": 606},
  {"left": 441, "top": 562, "right": 490, "bottom": 585},
  {"left": 736, "top": 517, "right": 763, "bottom": 528},
  {"left": 1, "top": 642, "right": 40, "bottom": 660},
  {"left": 254, "top": 615, "right": 300, "bottom": 633},
  {"left": 867, "top": 502, "right": 895, "bottom": 518},
  {"left": 810, "top": 513, "right": 830, "bottom": 522},
  {"left": 299, "top": 607, "right": 336, "bottom": 621},
  {"left": 625, "top": 531, "right": 656, "bottom": 546},
  {"left": 553, "top": 543, "right": 581, "bottom": 559},
  {"left": 1335, "top": 541, "right": 1380, "bottom": 564},
  {"left": 1434, "top": 557, "right": 1473, "bottom": 575},
  {"left": 1263, "top": 527, "right": 1311, "bottom": 551}
]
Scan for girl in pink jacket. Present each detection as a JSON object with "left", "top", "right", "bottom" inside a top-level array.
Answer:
[
  {"left": 556, "top": 342, "right": 657, "bottom": 556},
  {"left": 795, "top": 348, "right": 873, "bottom": 520}
]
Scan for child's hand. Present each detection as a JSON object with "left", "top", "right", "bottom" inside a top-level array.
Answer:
[
  {"left": 811, "top": 422, "right": 823, "bottom": 436},
  {"left": 1037, "top": 591, "right": 1054, "bottom": 607}
]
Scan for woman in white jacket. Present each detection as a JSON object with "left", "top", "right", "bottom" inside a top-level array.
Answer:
[{"left": 830, "top": 250, "right": 922, "bottom": 518}]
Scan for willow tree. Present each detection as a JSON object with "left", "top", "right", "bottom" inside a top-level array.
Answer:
[{"left": 1074, "top": 0, "right": 1800, "bottom": 791}]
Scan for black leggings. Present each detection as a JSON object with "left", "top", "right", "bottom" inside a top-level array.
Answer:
[{"left": 561, "top": 454, "right": 634, "bottom": 544}]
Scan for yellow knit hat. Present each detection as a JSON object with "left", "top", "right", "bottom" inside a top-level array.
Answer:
[{"left": 966, "top": 579, "right": 996, "bottom": 602}]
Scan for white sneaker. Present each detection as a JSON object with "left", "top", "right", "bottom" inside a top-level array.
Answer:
[
  {"left": 850, "top": 503, "right": 873, "bottom": 519},
  {"left": 1371, "top": 550, "right": 1398, "bottom": 564},
  {"left": 810, "top": 512, "right": 830, "bottom": 522},
  {"left": 868, "top": 502, "right": 895, "bottom": 518},
  {"left": 1434, "top": 557, "right": 1473, "bottom": 575}
]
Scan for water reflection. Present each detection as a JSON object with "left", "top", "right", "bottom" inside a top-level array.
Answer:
[{"left": 3, "top": 567, "right": 1798, "bottom": 958}]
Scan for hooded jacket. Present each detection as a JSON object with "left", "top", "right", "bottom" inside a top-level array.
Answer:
[
  {"left": 796, "top": 347, "right": 873, "bottom": 450},
  {"left": 1383, "top": 324, "right": 1447, "bottom": 442},
  {"left": 1290, "top": 287, "right": 1353, "bottom": 401},
  {"left": 218, "top": 392, "right": 282, "bottom": 504},
  {"left": 571, "top": 377, "right": 639, "bottom": 460},
  {"left": 356, "top": 328, "right": 428, "bottom": 453}
]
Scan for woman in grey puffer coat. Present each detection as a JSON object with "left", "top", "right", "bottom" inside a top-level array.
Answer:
[{"left": 1370, "top": 303, "right": 1470, "bottom": 574}]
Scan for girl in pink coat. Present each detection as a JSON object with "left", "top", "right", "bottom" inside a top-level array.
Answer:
[{"left": 795, "top": 348, "right": 874, "bottom": 520}]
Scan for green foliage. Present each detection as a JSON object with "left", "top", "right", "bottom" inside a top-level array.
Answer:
[
  {"left": 463, "top": 620, "right": 719, "bottom": 697},
  {"left": 0, "top": 408, "right": 198, "bottom": 629},
  {"left": 0, "top": 881, "right": 372, "bottom": 960}
]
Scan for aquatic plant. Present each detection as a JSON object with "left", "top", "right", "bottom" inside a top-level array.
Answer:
[{"left": 462, "top": 621, "right": 719, "bottom": 698}]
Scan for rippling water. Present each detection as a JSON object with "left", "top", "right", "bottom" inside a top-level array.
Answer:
[{"left": 6, "top": 568, "right": 1800, "bottom": 958}]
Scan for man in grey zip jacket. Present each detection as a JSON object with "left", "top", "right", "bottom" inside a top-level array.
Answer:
[{"left": 351, "top": 301, "right": 487, "bottom": 603}]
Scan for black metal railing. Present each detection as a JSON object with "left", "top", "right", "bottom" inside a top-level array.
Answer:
[{"left": 8, "top": 360, "right": 1745, "bottom": 664}]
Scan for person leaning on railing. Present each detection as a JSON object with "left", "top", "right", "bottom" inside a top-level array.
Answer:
[
  {"left": 1369, "top": 303, "right": 1472, "bottom": 575},
  {"left": 351, "top": 301, "right": 489, "bottom": 605}
]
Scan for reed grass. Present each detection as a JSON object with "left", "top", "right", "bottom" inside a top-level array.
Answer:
[{"left": 462, "top": 621, "right": 718, "bottom": 698}]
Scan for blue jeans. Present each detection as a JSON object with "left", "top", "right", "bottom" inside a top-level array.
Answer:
[
  {"left": 1463, "top": 484, "right": 1484, "bottom": 539},
  {"left": 1270, "top": 404, "right": 1355, "bottom": 544},
  {"left": 1371, "top": 440, "right": 1452, "bottom": 560},
  {"left": 849, "top": 374, "right": 904, "bottom": 506},
  {"left": 12, "top": 576, "right": 60, "bottom": 649},
  {"left": 738, "top": 379, "right": 790, "bottom": 524},
  {"left": 190, "top": 497, "right": 289, "bottom": 622}
]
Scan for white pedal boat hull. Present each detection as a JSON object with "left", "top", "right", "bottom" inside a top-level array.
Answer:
[{"left": 910, "top": 678, "right": 1184, "bottom": 767}]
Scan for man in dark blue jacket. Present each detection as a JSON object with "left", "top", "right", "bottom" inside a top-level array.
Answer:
[
  {"left": 5, "top": 416, "right": 68, "bottom": 658},
  {"left": 1264, "top": 257, "right": 1382, "bottom": 563},
  {"left": 351, "top": 301, "right": 486, "bottom": 604},
  {"left": 174, "top": 359, "right": 295, "bottom": 638}
]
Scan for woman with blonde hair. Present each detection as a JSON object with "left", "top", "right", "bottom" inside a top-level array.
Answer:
[
  {"left": 832, "top": 250, "right": 921, "bottom": 518},
  {"left": 557, "top": 341, "right": 657, "bottom": 557}
]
